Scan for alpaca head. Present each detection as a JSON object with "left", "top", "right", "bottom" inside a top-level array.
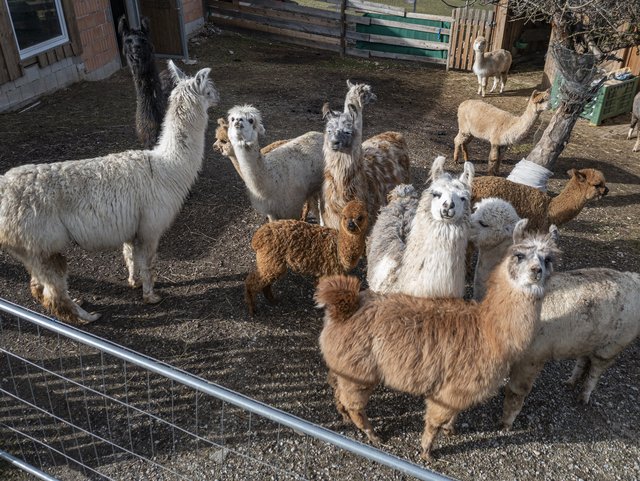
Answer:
[
  {"left": 425, "top": 156, "right": 474, "bottom": 222},
  {"left": 213, "top": 117, "right": 233, "bottom": 156},
  {"left": 470, "top": 198, "right": 521, "bottom": 248},
  {"left": 167, "top": 61, "right": 219, "bottom": 111},
  {"left": 344, "top": 80, "right": 377, "bottom": 112},
  {"left": 529, "top": 89, "right": 551, "bottom": 112},
  {"left": 567, "top": 168, "right": 609, "bottom": 200},
  {"left": 505, "top": 220, "right": 559, "bottom": 298},
  {"left": 473, "top": 36, "right": 487, "bottom": 53},
  {"left": 323, "top": 102, "right": 357, "bottom": 152},
  {"left": 118, "top": 16, "right": 154, "bottom": 70},
  {"left": 340, "top": 200, "right": 368, "bottom": 236},
  {"left": 227, "top": 105, "right": 265, "bottom": 147}
]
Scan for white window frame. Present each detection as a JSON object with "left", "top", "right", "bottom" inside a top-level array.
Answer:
[{"left": 4, "top": 0, "right": 70, "bottom": 60}]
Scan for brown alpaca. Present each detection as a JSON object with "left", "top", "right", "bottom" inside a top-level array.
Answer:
[
  {"left": 316, "top": 222, "right": 559, "bottom": 460},
  {"left": 245, "top": 200, "right": 368, "bottom": 315},
  {"left": 472, "top": 168, "right": 608, "bottom": 232}
]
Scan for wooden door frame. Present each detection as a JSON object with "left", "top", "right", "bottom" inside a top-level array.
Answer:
[{"left": 130, "top": 0, "right": 188, "bottom": 59}]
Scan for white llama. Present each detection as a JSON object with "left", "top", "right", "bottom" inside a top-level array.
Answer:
[
  {"left": 472, "top": 36, "right": 512, "bottom": 97},
  {"left": 226, "top": 104, "right": 324, "bottom": 222},
  {"left": 0, "top": 61, "right": 219, "bottom": 324},
  {"left": 371, "top": 156, "right": 474, "bottom": 297}
]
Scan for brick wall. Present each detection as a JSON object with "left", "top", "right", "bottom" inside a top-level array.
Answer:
[{"left": 73, "top": 0, "right": 119, "bottom": 73}]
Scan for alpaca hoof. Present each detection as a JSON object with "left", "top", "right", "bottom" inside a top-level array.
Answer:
[
  {"left": 577, "top": 393, "right": 591, "bottom": 405},
  {"left": 79, "top": 311, "right": 102, "bottom": 324},
  {"left": 420, "top": 449, "right": 434, "bottom": 462},
  {"left": 73, "top": 297, "right": 84, "bottom": 307},
  {"left": 365, "top": 431, "right": 381, "bottom": 445},
  {"left": 128, "top": 278, "right": 142, "bottom": 289},
  {"left": 564, "top": 378, "right": 577, "bottom": 388},
  {"left": 143, "top": 292, "right": 162, "bottom": 304},
  {"left": 633, "top": 147, "right": 640, "bottom": 152},
  {"left": 500, "top": 421, "right": 513, "bottom": 431},
  {"left": 442, "top": 426, "right": 456, "bottom": 436}
]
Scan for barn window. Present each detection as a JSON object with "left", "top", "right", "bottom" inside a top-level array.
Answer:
[{"left": 4, "top": 0, "right": 69, "bottom": 59}]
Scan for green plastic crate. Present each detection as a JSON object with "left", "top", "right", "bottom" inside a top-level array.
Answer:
[{"left": 550, "top": 75, "right": 639, "bottom": 126}]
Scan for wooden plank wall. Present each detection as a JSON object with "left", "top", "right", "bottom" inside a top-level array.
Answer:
[
  {"left": 208, "top": 0, "right": 453, "bottom": 65},
  {"left": 447, "top": 7, "right": 494, "bottom": 71}
]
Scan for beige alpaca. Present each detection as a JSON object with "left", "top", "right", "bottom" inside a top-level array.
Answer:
[
  {"left": 316, "top": 222, "right": 559, "bottom": 460},
  {"left": 472, "top": 168, "right": 608, "bottom": 232},
  {"left": 472, "top": 36, "right": 512, "bottom": 97},
  {"left": 454, "top": 89, "right": 550, "bottom": 175}
]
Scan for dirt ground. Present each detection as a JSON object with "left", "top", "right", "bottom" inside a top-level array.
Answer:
[{"left": 0, "top": 27, "right": 639, "bottom": 481}]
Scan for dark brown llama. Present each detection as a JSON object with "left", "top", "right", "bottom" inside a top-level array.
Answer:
[{"left": 118, "top": 16, "right": 176, "bottom": 148}]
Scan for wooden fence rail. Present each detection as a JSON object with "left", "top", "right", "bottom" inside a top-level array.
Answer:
[
  {"left": 447, "top": 7, "right": 495, "bottom": 71},
  {"left": 208, "top": 0, "right": 453, "bottom": 66}
]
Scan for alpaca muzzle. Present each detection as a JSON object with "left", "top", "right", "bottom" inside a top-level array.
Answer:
[{"left": 347, "top": 220, "right": 358, "bottom": 232}]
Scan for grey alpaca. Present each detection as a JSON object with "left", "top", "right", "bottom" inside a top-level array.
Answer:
[
  {"left": 366, "top": 184, "right": 419, "bottom": 292},
  {"left": 118, "top": 16, "right": 176, "bottom": 148}
]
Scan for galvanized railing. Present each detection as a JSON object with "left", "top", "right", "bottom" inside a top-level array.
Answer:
[{"left": 0, "top": 299, "right": 454, "bottom": 481}]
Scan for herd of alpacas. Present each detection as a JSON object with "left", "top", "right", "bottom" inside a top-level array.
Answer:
[{"left": 1, "top": 22, "right": 639, "bottom": 463}]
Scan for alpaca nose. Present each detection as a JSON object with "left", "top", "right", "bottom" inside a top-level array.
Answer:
[
  {"left": 603, "top": 186, "right": 609, "bottom": 196},
  {"left": 530, "top": 264, "right": 542, "bottom": 278},
  {"left": 347, "top": 220, "right": 357, "bottom": 231},
  {"left": 331, "top": 140, "right": 341, "bottom": 150}
]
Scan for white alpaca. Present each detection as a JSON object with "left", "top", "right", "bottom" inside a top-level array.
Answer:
[
  {"left": 386, "top": 156, "right": 474, "bottom": 298},
  {"left": 0, "top": 61, "right": 219, "bottom": 324},
  {"left": 472, "top": 36, "right": 512, "bottom": 97},
  {"left": 226, "top": 105, "right": 324, "bottom": 222},
  {"left": 466, "top": 209, "right": 640, "bottom": 427},
  {"left": 469, "top": 197, "right": 522, "bottom": 300}
]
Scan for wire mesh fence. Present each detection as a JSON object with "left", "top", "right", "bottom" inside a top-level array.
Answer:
[{"left": 0, "top": 299, "right": 454, "bottom": 481}]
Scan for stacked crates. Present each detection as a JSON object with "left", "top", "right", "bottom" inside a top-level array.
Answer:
[{"left": 550, "top": 75, "right": 639, "bottom": 126}]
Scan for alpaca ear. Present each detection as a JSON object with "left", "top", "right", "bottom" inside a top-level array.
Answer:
[
  {"left": 513, "top": 219, "right": 528, "bottom": 243},
  {"left": 140, "top": 16, "right": 151, "bottom": 35},
  {"left": 429, "top": 155, "right": 446, "bottom": 181},
  {"left": 460, "top": 161, "right": 475, "bottom": 187},
  {"left": 362, "top": 85, "right": 377, "bottom": 105},
  {"left": 322, "top": 102, "right": 333, "bottom": 120},
  {"left": 347, "top": 79, "right": 354, "bottom": 89},
  {"left": 256, "top": 120, "right": 266, "bottom": 136},
  {"left": 117, "top": 15, "right": 129, "bottom": 36},
  {"left": 548, "top": 224, "right": 560, "bottom": 244},
  {"left": 195, "top": 67, "right": 211, "bottom": 89},
  {"left": 567, "top": 168, "right": 586, "bottom": 181},
  {"left": 167, "top": 60, "right": 187, "bottom": 82},
  {"left": 217, "top": 117, "right": 227, "bottom": 127}
]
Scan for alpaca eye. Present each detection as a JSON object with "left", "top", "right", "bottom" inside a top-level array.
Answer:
[
  {"left": 356, "top": 215, "right": 363, "bottom": 222},
  {"left": 432, "top": 192, "right": 441, "bottom": 198},
  {"left": 460, "top": 197, "right": 467, "bottom": 202},
  {"left": 479, "top": 221, "right": 488, "bottom": 228},
  {"left": 248, "top": 119, "right": 254, "bottom": 124},
  {"left": 544, "top": 257, "right": 552, "bottom": 266},
  {"left": 515, "top": 253, "right": 525, "bottom": 262}
]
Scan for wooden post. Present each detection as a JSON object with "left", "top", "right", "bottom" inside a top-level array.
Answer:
[
  {"left": 340, "top": 0, "right": 347, "bottom": 57},
  {"left": 491, "top": 0, "right": 508, "bottom": 51}
]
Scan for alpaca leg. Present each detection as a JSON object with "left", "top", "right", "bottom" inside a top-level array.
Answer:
[
  {"left": 500, "top": 73, "right": 508, "bottom": 93},
  {"left": 335, "top": 376, "right": 379, "bottom": 443},
  {"left": 488, "top": 145, "right": 501, "bottom": 176},
  {"left": 489, "top": 76, "right": 499, "bottom": 93},
  {"left": 133, "top": 239, "right": 161, "bottom": 304},
  {"left": 421, "top": 399, "right": 458, "bottom": 461},
  {"left": 453, "top": 133, "right": 469, "bottom": 163},
  {"left": 628, "top": 114, "right": 638, "bottom": 139},
  {"left": 634, "top": 136, "right": 640, "bottom": 152},
  {"left": 565, "top": 356, "right": 589, "bottom": 387},
  {"left": 476, "top": 75, "right": 482, "bottom": 96},
  {"left": 123, "top": 242, "right": 141, "bottom": 288},
  {"left": 34, "top": 254, "right": 100, "bottom": 324},
  {"left": 502, "top": 361, "right": 543, "bottom": 429},
  {"left": 578, "top": 355, "right": 616, "bottom": 404},
  {"left": 441, "top": 413, "right": 459, "bottom": 436},
  {"left": 481, "top": 77, "right": 488, "bottom": 97},
  {"left": 327, "top": 370, "right": 350, "bottom": 423},
  {"left": 244, "top": 253, "right": 286, "bottom": 315}
]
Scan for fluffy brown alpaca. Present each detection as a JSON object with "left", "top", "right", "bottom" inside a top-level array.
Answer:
[
  {"left": 245, "top": 200, "right": 368, "bottom": 315},
  {"left": 316, "top": 222, "right": 559, "bottom": 460},
  {"left": 472, "top": 168, "right": 608, "bottom": 231}
]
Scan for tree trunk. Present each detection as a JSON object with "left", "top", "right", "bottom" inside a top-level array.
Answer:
[{"left": 525, "top": 101, "right": 583, "bottom": 170}]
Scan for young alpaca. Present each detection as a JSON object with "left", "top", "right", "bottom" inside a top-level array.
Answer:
[
  {"left": 0, "top": 62, "right": 219, "bottom": 324},
  {"left": 118, "top": 16, "right": 176, "bottom": 148},
  {"left": 321, "top": 102, "right": 410, "bottom": 230},
  {"left": 472, "top": 36, "right": 512, "bottom": 97},
  {"left": 226, "top": 105, "right": 324, "bottom": 222},
  {"left": 365, "top": 184, "right": 419, "bottom": 293},
  {"left": 244, "top": 200, "right": 368, "bottom": 315},
  {"left": 472, "top": 168, "right": 608, "bottom": 232},
  {"left": 454, "top": 89, "right": 550, "bottom": 176},
  {"left": 628, "top": 91, "right": 640, "bottom": 152},
  {"left": 381, "top": 157, "right": 474, "bottom": 298},
  {"left": 316, "top": 222, "right": 559, "bottom": 460},
  {"left": 469, "top": 198, "right": 522, "bottom": 300}
]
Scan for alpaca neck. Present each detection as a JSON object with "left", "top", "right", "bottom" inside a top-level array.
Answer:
[
  {"left": 337, "top": 230, "right": 365, "bottom": 271},
  {"left": 547, "top": 178, "right": 588, "bottom": 226},
  {"left": 232, "top": 139, "right": 272, "bottom": 198},
  {"left": 473, "top": 239, "right": 512, "bottom": 300},
  {"left": 479, "top": 263, "right": 542, "bottom": 362},
  {"left": 323, "top": 130, "right": 364, "bottom": 193},
  {"left": 155, "top": 90, "right": 207, "bottom": 178},
  {"left": 501, "top": 102, "right": 541, "bottom": 145}
]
